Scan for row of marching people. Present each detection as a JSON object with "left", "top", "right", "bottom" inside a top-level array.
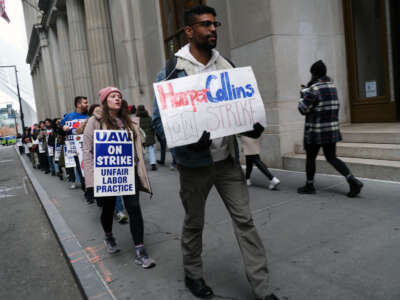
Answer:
[{"left": 19, "top": 94, "right": 160, "bottom": 269}]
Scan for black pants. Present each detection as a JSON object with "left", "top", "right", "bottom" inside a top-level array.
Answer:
[
  {"left": 156, "top": 133, "right": 166, "bottom": 163},
  {"left": 74, "top": 156, "right": 85, "bottom": 191},
  {"left": 100, "top": 193, "right": 144, "bottom": 245},
  {"left": 245, "top": 154, "right": 273, "bottom": 180},
  {"left": 39, "top": 152, "right": 49, "bottom": 171},
  {"left": 66, "top": 167, "right": 75, "bottom": 182},
  {"left": 305, "top": 143, "right": 350, "bottom": 181}
]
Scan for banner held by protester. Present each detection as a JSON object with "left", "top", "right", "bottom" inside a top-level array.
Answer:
[
  {"left": 54, "top": 143, "right": 61, "bottom": 162},
  {"left": 64, "top": 141, "right": 76, "bottom": 168},
  {"left": 153, "top": 66, "right": 267, "bottom": 148},
  {"left": 74, "top": 135, "right": 85, "bottom": 177},
  {"left": 94, "top": 130, "right": 135, "bottom": 197}
]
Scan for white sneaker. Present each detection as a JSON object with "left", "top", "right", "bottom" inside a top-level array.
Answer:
[
  {"left": 69, "top": 183, "right": 77, "bottom": 189},
  {"left": 246, "top": 179, "right": 252, "bottom": 186},
  {"left": 268, "top": 177, "right": 280, "bottom": 190},
  {"left": 117, "top": 212, "right": 128, "bottom": 224}
]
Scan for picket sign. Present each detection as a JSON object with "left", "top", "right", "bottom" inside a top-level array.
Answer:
[
  {"left": 74, "top": 135, "right": 85, "bottom": 177},
  {"left": 94, "top": 130, "right": 135, "bottom": 197},
  {"left": 153, "top": 66, "right": 267, "bottom": 148},
  {"left": 38, "top": 140, "right": 45, "bottom": 153},
  {"left": 48, "top": 146, "right": 54, "bottom": 157},
  {"left": 54, "top": 144, "right": 61, "bottom": 162},
  {"left": 64, "top": 140, "right": 76, "bottom": 168}
]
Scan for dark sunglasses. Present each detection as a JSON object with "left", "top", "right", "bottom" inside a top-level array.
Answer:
[{"left": 189, "top": 20, "right": 222, "bottom": 28}]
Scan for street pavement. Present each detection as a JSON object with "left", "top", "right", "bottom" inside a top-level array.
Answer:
[
  {"left": 0, "top": 146, "right": 84, "bottom": 300},
  {"left": 13, "top": 146, "right": 400, "bottom": 300}
]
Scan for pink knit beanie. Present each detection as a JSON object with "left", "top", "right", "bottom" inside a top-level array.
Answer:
[{"left": 98, "top": 86, "right": 122, "bottom": 104}]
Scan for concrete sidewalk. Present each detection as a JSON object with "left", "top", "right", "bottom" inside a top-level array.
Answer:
[{"left": 20, "top": 152, "right": 400, "bottom": 300}]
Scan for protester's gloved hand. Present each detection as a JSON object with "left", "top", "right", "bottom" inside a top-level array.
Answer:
[
  {"left": 242, "top": 122, "right": 264, "bottom": 139},
  {"left": 188, "top": 131, "right": 212, "bottom": 152}
]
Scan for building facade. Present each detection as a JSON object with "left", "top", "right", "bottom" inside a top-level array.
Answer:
[{"left": 22, "top": 0, "right": 400, "bottom": 168}]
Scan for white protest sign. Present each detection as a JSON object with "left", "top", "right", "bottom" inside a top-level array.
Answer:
[
  {"left": 54, "top": 144, "right": 61, "bottom": 162},
  {"left": 94, "top": 130, "right": 135, "bottom": 197},
  {"left": 64, "top": 141, "right": 76, "bottom": 168},
  {"left": 48, "top": 146, "right": 54, "bottom": 157},
  {"left": 153, "top": 66, "right": 266, "bottom": 148},
  {"left": 74, "top": 135, "right": 85, "bottom": 177},
  {"left": 24, "top": 144, "right": 30, "bottom": 154},
  {"left": 38, "top": 140, "right": 45, "bottom": 153}
]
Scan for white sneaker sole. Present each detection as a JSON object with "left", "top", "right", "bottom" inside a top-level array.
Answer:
[
  {"left": 268, "top": 182, "right": 280, "bottom": 190},
  {"left": 135, "top": 258, "right": 156, "bottom": 269}
]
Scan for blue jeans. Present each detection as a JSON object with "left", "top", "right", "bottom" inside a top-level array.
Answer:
[
  {"left": 75, "top": 167, "right": 81, "bottom": 183},
  {"left": 115, "top": 196, "right": 124, "bottom": 213},
  {"left": 48, "top": 155, "right": 56, "bottom": 173},
  {"left": 147, "top": 145, "right": 156, "bottom": 165}
]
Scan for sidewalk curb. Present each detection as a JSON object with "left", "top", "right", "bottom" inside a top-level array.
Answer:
[{"left": 16, "top": 149, "right": 116, "bottom": 300}]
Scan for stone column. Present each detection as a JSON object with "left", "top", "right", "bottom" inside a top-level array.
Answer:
[
  {"left": 48, "top": 27, "right": 67, "bottom": 115},
  {"left": 31, "top": 66, "right": 42, "bottom": 121},
  {"left": 84, "top": 0, "right": 117, "bottom": 97},
  {"left": 56, "top": 12, "right": 75, "bottom": 112},
  {"left": 39, "top": 30, "right": 59, "bottom": 118},
  {"left": 36, "top": 61, "right": 50, "bottom": 120},
  {"left": 66, "top": 0, "right": 94, "bottom": 102}
]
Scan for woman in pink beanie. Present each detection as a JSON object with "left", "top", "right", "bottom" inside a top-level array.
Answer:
[{"left": 83, "top": 86, "right": 155, "bottom": 269}]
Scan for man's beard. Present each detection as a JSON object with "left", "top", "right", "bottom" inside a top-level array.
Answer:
[{"left": 196, "top": 35, "right": 217, "bottom": 50}]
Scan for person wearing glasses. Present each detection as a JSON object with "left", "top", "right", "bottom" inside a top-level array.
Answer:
[{"left": 152, "top": 5, "right": 278, "bottom": 300}]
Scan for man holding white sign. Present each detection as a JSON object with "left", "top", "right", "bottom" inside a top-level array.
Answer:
[{"left": 153, "top": 5, "right": 277, "bottom": 300}]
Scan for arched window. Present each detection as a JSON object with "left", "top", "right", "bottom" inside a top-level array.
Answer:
[{"left": 160, "top": 0, "right": 206, "bottom": 58}]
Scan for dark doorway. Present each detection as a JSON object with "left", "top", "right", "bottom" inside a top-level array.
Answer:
[
  {"left": 343, "top": 0, "right": 397, "bottom": 122},
  {"left": 391, "top": 0, "right": 400, "bottom": 119}
]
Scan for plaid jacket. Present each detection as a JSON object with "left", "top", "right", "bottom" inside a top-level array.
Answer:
[{"left": 298, "top": 76, "right": 342, "bottom": 145}]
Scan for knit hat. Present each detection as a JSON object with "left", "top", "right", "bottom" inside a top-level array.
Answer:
[
  {"left": 98, "top": 86, "right": 122, "bottom": 104},
  {"left": 310, "top": 60, "right": 327, "bottom": 78}
]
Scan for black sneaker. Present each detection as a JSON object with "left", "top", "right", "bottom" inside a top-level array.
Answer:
[
  {"left": 257, "top": 293, "right": 280, "bottom": 300},
  {"left": 297, "top": 183, "right": 316, "bottom": 194},
  {"left": 347, "top": 175, "right": 363, "bottom": 198},
  {"left": 104, "top": 235, "right": 120, "bottom": 254},
  {"left": 151, "top": 164, "right": 157, "bottom": 171},
  {"left": 185, "top": 277, "right": 214, "bottom": 299},
  {"left": 156, "top": 160, "right": 165, "bottom": 165}
]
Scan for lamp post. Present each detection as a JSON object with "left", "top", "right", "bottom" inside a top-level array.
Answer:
[{"left": 0, "top": 65, "right": 25, "bottom": 132}]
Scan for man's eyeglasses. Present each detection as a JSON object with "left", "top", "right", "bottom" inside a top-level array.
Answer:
[{"left": 189, "top": 21, "right": 222, "bottom": 28}]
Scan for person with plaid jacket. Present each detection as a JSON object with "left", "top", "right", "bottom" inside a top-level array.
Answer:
[{"left": 297, "top": 60, "right": 363, "bottom": 197}]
